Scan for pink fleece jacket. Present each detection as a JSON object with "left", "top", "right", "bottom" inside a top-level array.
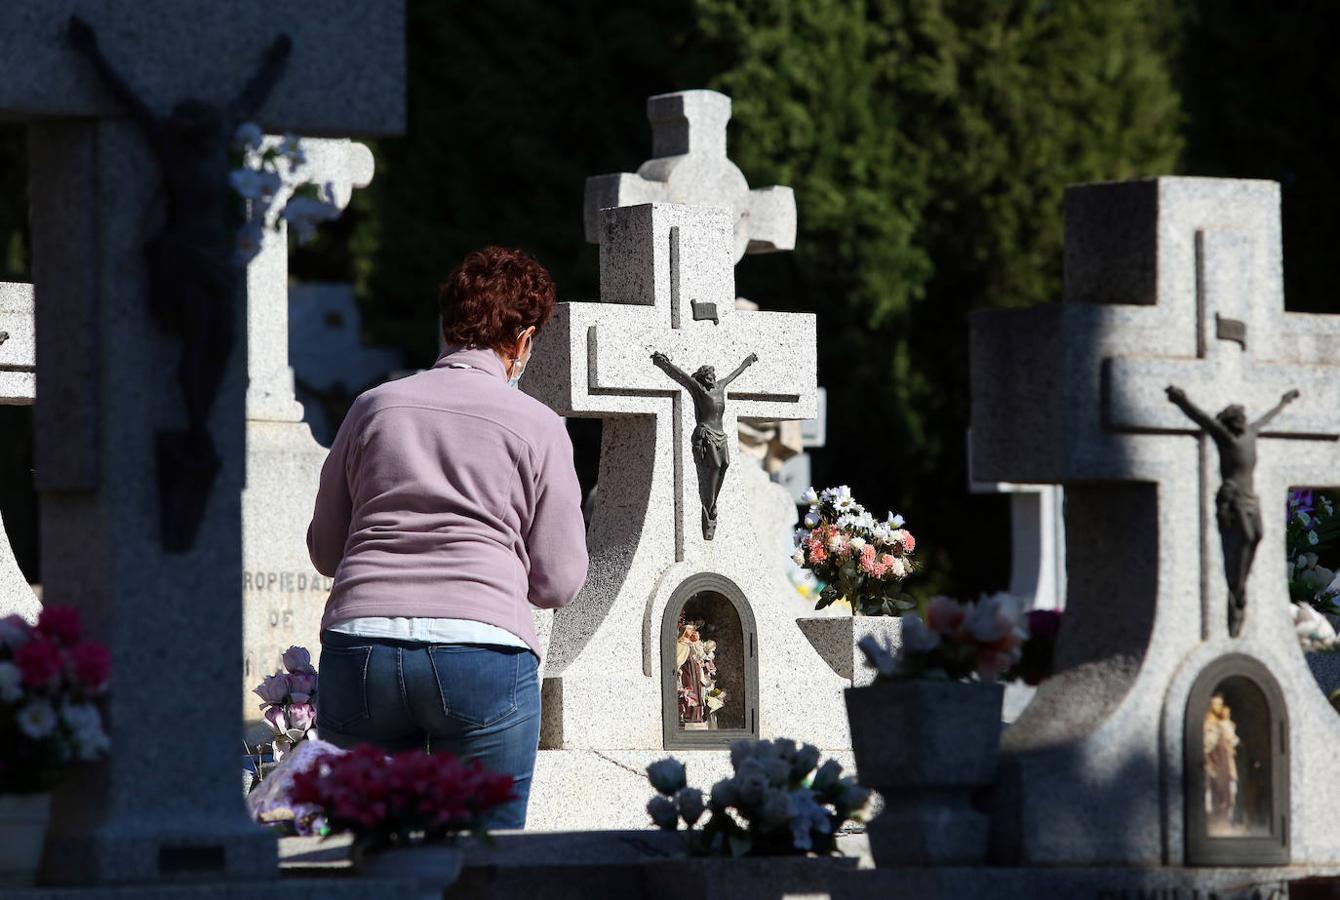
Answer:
[{"left": 308, "top": 346, "right": 589, "bottom": 656}]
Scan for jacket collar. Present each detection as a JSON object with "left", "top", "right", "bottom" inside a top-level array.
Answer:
[{"left": 434, "top": 345, "right": 509, "bottom": 381}]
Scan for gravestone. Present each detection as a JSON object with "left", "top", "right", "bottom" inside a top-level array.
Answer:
[
  {"left": 0, "top": 281, "right": 39, "bottom": 622},
  {"left": 241, "top": 138, "right": 374, "bottom": 721},
  {"left": 583, "top": 90, "right": 794, "bottom": 263},
  {"left": 522, "top": 203, "right": 849, "bottom": 829},
  {"left": 972, "top": 177, "right": 1340, "bottom": 868},
  {"left": 584, "top": 88, "right": 807, "bottom": 601},
  {"left": 0, "top": 2, "right": 402, "bottom": 886}
]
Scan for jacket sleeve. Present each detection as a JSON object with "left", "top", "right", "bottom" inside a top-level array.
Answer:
[
  {"left": 307, "top": 405, "right": 358, "bottom": 577},
  {"left": 525, "top": 417, "right": 590, "bottom": 609}
]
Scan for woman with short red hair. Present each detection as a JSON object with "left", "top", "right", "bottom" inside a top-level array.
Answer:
[{"left": 307, "top": 246, "right": 588, "bottom": 828}]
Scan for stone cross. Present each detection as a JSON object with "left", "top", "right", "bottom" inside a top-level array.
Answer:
[
  {"left": 526, "top": 202, "right": 815, "bottom": 564},
  {"left": 242, "top": 138, "right": 373, "bottom": 719},
  {"left": 970, "top": 177, "right": 1340, "bottom": 866},
  {"left": 0, "top": 2, "right": 403, "bottom": 886},
  {"left": 245, "top": 138, "right": 374, "bottom": 423},
  {"left": 0, "top": 282, "right": 39, "bottom": 622},
  {"left": 584, "top": 91, "right": 795, "bottom": 263}
]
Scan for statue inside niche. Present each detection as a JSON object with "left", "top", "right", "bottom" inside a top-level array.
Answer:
[
  {"left": 1166, "top": 385, "right": 1300, "bottom": 637},
  {"left": 651, "top": 350, "right": 759, "bottom": 540},
  {"left": 66, "top": 16, "right": 292, "bottom": 552}
]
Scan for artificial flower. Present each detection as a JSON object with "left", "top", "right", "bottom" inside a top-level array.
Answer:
[
  {"left": 646, "top": 758, "right": 687, "bottom": 796},
  {"left": 17, "top": 699, "right": 56, "bottom": 740}
]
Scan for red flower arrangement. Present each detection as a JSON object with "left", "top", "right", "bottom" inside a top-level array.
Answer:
[
  {"left": 290, "top": 745, "right": 515, "bottom": 851},
  {"left": 0, "top": 606, "right": 111, "bottom": 794}
]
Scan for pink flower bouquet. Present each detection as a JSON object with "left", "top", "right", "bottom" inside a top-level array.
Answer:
[
  {"left": 792, "top": 486, "right": 917, "bottom": 615},
  {"left": 860, "top": 594, "right": 1033, "bottom": 683},
  {"left": 0, "top": 606, "right": 111, "bottom": 794}
]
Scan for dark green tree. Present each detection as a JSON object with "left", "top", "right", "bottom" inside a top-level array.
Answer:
[{"left": 694, "top": 0, "right": 1184, "bottom": 595}]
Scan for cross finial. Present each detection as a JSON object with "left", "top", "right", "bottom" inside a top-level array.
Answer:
[
  {"left": 647, "top": 90, "right": 730, "bottom": 159},
  {"left": 584, "top": 90, "right": 796, "bottom": 262}
]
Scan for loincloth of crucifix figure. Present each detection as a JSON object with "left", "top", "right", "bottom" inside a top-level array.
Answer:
[
  {"left": 1166, "top": 384, "right": 1299, "bottom": 637},
  {"left": 651, "top": 350, "right": 758, "bottom": 541},
  {"left": 67, "top": 16, "right": 291, "bottom": 552}
]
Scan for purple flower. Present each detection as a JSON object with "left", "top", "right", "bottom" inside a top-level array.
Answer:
[
  {"left": 254, "top": 672, "right": 291, "bottom": 705},
  {"left": 282, "top": 646, "right": 316, "bottom": 675},
  {"left": 264, "top": 704, "right": 288, "bottom": 735},
  {"left": 288, "top": 672, "right": 317, "bottom": 702},
  {"left": 287, "top": 702, "right": 316, "bottom": 734}
]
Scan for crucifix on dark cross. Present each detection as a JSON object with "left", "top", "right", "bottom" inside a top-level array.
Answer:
[{"left": 66, "top": 15, "right": 292, "bottom": 552}]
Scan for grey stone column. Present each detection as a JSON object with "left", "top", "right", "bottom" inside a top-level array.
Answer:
[{"left": 31, "top": 120, "right": 276, "bottom": 885}]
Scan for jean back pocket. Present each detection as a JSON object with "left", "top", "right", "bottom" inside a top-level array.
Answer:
[
  {"left": 317, "top": 644, "right": 373, "bottom": 731},
  {"left": 428, "top": 646, "right": 520, "bottom": 728}
]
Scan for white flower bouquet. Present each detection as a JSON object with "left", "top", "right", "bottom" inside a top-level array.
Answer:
[
  {"left": 792, "top": 486, "right": 917, "bottom": 616},
  {"left": 645, "top": 739, "right": 870, "bottom": 856}
]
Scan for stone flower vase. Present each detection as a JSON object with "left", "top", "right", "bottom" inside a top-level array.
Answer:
[
  {"left": 797, "top": 614, "right": 902, "bottom": 686},
  {"left": 356, "top": 843, "right": 464, "bottom": 898},
  {"left": 0, "top": 792, "right": 52, "bottom": 885},
  {"left": 844, "top": 680, "right": 1003, "bottom": 866}
]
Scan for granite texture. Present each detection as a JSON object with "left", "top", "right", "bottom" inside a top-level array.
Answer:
[
  {"left": 12, "top": 4, "right": 402, "bottom": 884},
  {"left": 0, "top": 282, "right": 39, "bottom": 622},
  {"left": 240, "top": 140, "right": 373, "bottom": 722},
  {"left": 970, "top": 177, "right": 1340, "bottom": 866},
  {"left": 522, "top": 203, "right": 846, "bottom": 758},
  {"left": 584, "top": 91, "right": 795, "bottom": 263},
  {"left": 0, "top": 281, "right": 35, "bottom": 404},
  {"left": 0, "top": 2, "right": 404, "bottom": 135},
  {"left": 797, "top": 615, "right": 903, "bottom": 686}
]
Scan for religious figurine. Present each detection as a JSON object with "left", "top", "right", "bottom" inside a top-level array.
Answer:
[
  {"left": 1203, "top": 692, "right": 1240, "bottom": 835},
  {"left": 651, "top": 350, "right": 759, "bottom": 540},
  {"left": 66, "top": 16, "right": 292, "bottom": 552},
  {"left": 1166, "top": 385, "right": 1300, "bottom": 637},
  {"left": 675, "top": 618, "right": 724, "bottom": 730}
]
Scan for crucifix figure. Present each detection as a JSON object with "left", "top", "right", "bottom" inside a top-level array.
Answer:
[
  {"left": 66, "top": 16, "right": 291, "bottom": 552},
  {"left": 1166, "top": 385, "right": 1300, "bottom": 638},
  {"left": 651, "top": 350, "right": 759, "bottom": 540}
]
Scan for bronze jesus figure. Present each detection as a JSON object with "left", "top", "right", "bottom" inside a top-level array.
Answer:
[
  {"left": 67, "top": 16, "right": 291, "bottom": 552},
  {"left": 1166, "top": 385, "right": 1300, "bottom": 637},
  {"left": 651, "top": 351, "right": 759, "bottom": 540}
]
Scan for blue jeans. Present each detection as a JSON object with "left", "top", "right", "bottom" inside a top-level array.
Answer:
[{"left": 317, "top": 630, "right": 541, "bottom": 829}]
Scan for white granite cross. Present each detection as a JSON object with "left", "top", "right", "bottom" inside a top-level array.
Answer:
[
  {"left": 525, "top": 202, "right": 815, "bottom": 560},
  {"left": 245, "top": 137, "right": 374, "bottom": 423},
  {"left": 969, "top": 178, "right": 1340, "bottom": 865},
  {"left": 1106, "top": 230, "right": 1340, "bottom": 439},
  {"left": 0, "top": 282, "right": 39, "bottom": 623},
  {"left": 584, "top": 91, "right": 795, "bottom": 263}
]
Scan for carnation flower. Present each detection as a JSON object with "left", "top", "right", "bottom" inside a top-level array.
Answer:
[
  {"left": 17, "top": 699, "right": 56, "bottom": 740},
  {"left": 0, "top": 661, "right": 21, "bottom": 703},
  {"left": 0, "top": 614, "right": 30, "bottom": 650},
  {"left": 70, "top": 641, "right": 111, "bottom": 692},
  {"left": 15, "top": 637, "right": 62, "bottom": 688},
  {"left": 37, "top": 605, "right": 82, "bottom": 645},
  {"left": 886, "top": 555, "right": 907, "bottom": 579}
]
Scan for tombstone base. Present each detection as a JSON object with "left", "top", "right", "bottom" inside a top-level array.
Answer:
[
  {"left": 38, "top": 814, "right": 277, "bottom": 886},
  {"left": 7, "top": 877, "right": 414, "bottom": 898}
]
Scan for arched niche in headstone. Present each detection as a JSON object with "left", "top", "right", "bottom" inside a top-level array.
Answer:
[
  {"left": 661, "top": 572, "right": 759, "bottom": 749},
  {"left": 1184, "top": 654, "right": 1289, "bottom": 866}
]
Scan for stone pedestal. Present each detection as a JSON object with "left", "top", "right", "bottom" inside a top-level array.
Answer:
[{"left": 0, "top": 282, "right": 38, "bottom": 622}]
